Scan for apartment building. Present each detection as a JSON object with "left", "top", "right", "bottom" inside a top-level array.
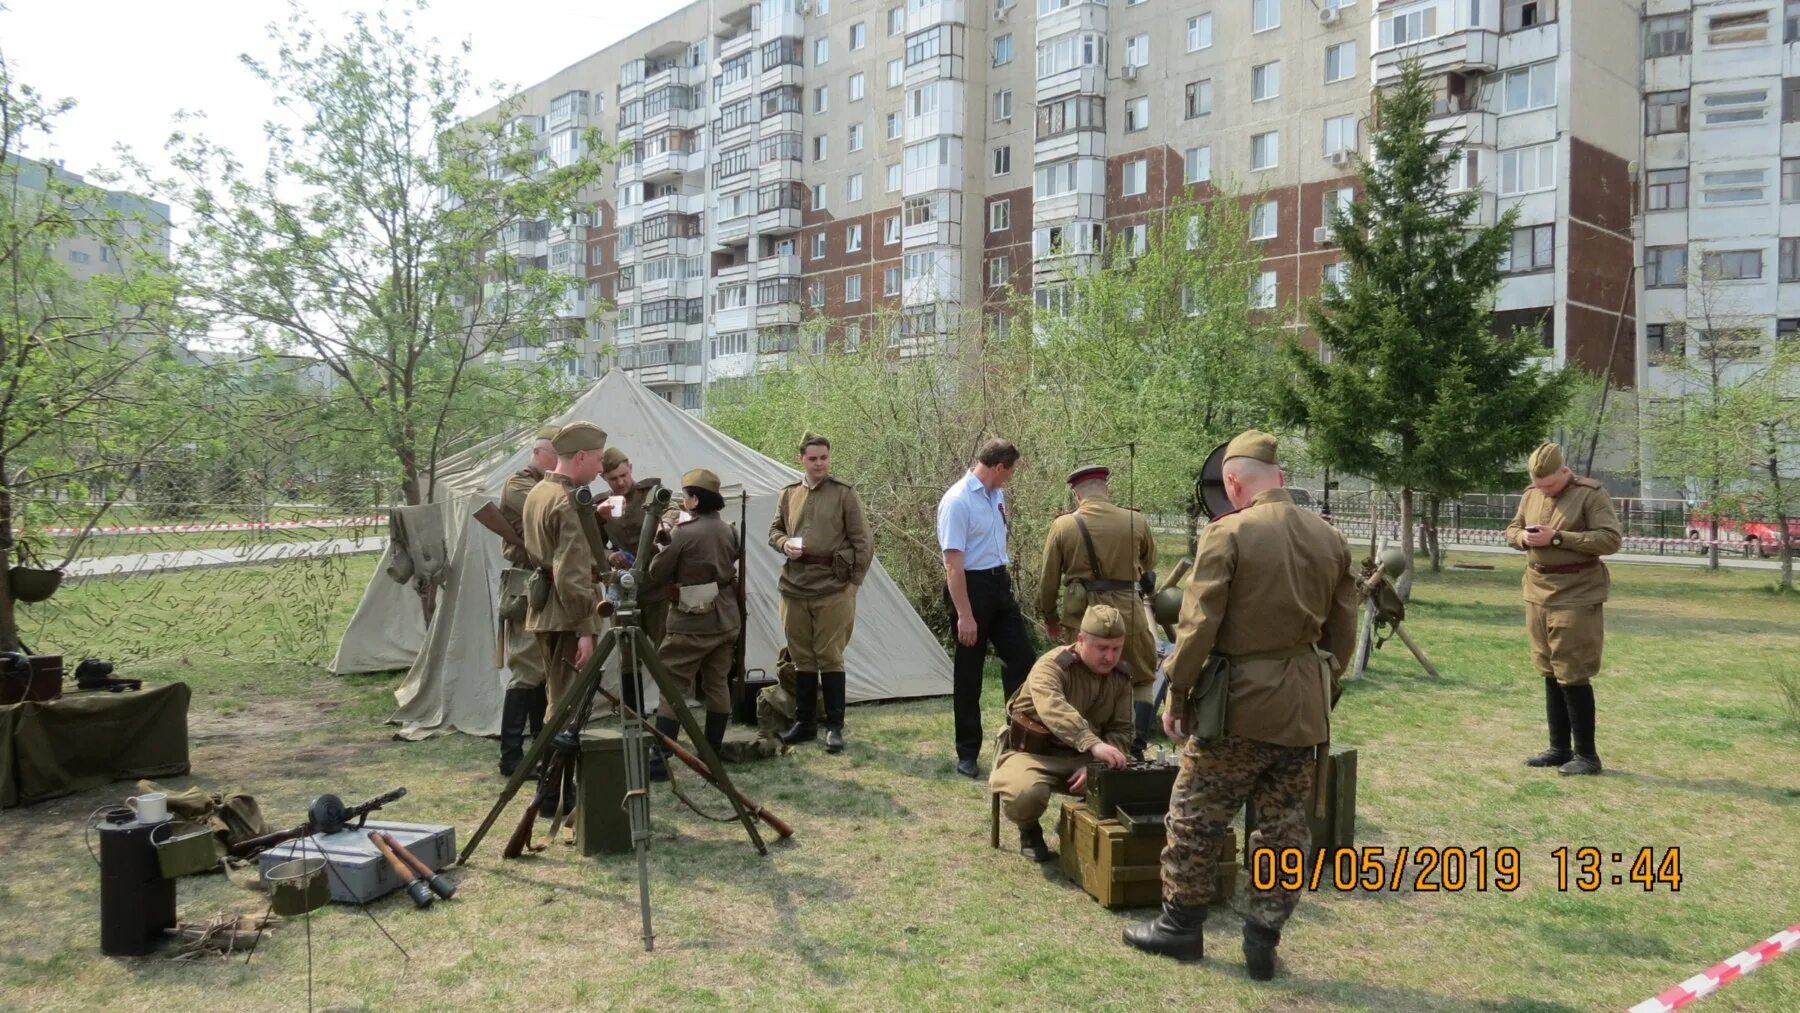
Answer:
[
  {"left": 4, "top": 153, "right": 172, "bottom": 283},
  {"left": 488, "top": 0, "right": 1800, "bottom": 413}
]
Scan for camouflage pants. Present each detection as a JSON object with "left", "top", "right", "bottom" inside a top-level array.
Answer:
[{"left": 1162, "top": 732, "right": 1316, "bottom": 930}]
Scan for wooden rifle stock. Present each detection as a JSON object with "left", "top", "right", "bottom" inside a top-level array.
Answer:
[
  {"left": 501, "top": 797, "right": 543, "bottom": 859},
  {"left": 474, "top": 502, "right": 525, "bottom": 554},
  {"left": 227, "top": 786, "right": 406, "bottom": 859}
]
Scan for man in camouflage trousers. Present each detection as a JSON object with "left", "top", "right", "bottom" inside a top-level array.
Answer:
[{"left": 1125, "top": 431, "right": 1357, "bottom": 981}]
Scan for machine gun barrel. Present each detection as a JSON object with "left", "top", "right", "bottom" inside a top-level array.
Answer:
[{"left": 228, "top": 786, "right": 407, "bottom": 858}]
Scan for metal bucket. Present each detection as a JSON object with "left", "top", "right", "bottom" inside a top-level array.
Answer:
[
  {"left": 150, "top": 820, "right": 218, "bottom": 879},
  {"left": 267, "top": 857, "right": 329, "bottom": 916}
]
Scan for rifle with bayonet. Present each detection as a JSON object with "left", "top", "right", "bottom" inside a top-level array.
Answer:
[{"left": 229, "top": 787, "right": 407, "bottom": 859}]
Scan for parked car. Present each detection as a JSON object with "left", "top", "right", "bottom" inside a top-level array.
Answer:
[{"left": 1685, "top": 512, "right": 1800, "bottom": 557}]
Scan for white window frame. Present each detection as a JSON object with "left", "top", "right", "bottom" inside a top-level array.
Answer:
[
  {"left": 1187, "top": 13, "right": 1213, "bottom": 52},
  {"left": 1125, "top": 96, "right": 1150, "bottom": 132},
  {"left": 847, "top": 174, "right": 864, "bottom": 204},
  {"left": 846, "top": 273, "right": 864, "bottom": 302},
  {"left": 1125, "top": 34, "right": 1150, "bottom": 69},
  {"left": 994, "top": 89, "right": 1013, "bottom": 122},
  {"left": 884, "top": 215, "right": 901, "bottom": 244},
  {"left": 1184, "top": 145, "right": 1211, "bottom": 184},
  {"left": 1123, "top": 159, "right": 1148, "bottom": 196},
  {"left": 1496, "top": 62, "right": 1557, "bottom": 114},
  {"left": 1253, "top": 271, "right": 1278, "bottom": 308},
  {"left": 1498, "top": 142, "right": 1556, "bottom": 196},
  {"left": 1251, "top": 131, "right": 1280, "bottom": 171},
  {"left": 814, "top": 37, "right": 830, "bottom": 66},
  {"left": 1325, "top": 41, "right": 1356, "bottom": 84},
  {"left": 990, "top": 199, "right": 1011, "bottom": 232},
  {"left": 849, "top": 73, "right": 866, "bottom": 103},
  {"left": 1252, "top": 0, "right": 1281, "bottom": 34},
  {"left": 1252, "top": 62, "right": 1281, "bottom": 102},
  {"left": 1324, "top": 114, "right": 1357, "bottom": 155},
  {"left": 1251, "top": 200, "right": 1278, "bottom": 240},
  {"left": 886, "top": 163, "right": 903, "bottom": 192},
  {"left": 993, "top": 145, "right": 1012, "bottom": 176},
  {"left": 850, "top": 22, "right": 867, "bottom": 51}
]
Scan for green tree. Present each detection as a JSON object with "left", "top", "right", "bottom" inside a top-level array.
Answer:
[
  {"left": 1278, "top": 59, "right": 1572, "bottom": 577},
  {"left": 146, "top": 4, "right": 605, "bottom": 509},
  {"left": 0, "top": 52, "right": 211, "bottom": 650}
]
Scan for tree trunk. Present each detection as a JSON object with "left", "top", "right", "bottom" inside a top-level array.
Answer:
[
  {"left": 0, "top": 472, "right": 19, "bottom": 654},
  {"left": 1772, "top": 453, "right": 1793, "bottom": 592},
  {"left": 1397, "top": 487, "right": 1416, "bottom": 601},
  {"left": 1424, "top": 495, "right": 1445, "bottom": 573}
]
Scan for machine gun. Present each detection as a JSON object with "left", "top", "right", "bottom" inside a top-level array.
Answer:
[
  {"left": 1350, "top": 547, "right": 1439, "bottom": 680},
  {"left": 228, "top": 787, "right": 407, "bottom": 859}
]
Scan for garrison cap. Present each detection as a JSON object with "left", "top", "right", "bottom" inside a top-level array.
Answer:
[
  {"left": 1528, "top": 442, "right": 1564, "bottom": 478},
  {"left": 534, "top": 424, "right": 562, "bottom": 442},
  {"left": 601, "top": 446, "right": 630, "bottom": 471},
  {"left": 801, "top": 431, "right": 829, "bottom": 449},
  {"left": 551, "top": 422, "right": 607, "bottom": 455},
  {"left": 1224, "top": 430, "right": 1279, "bottom": 466},
  {"left": 1067, "top": 464, "right": 1110, "bottom": 486},
  {"left": 682, "top": 468, "right": 721, "bottom": 495},
  {"left": 1080, "top": 604, "right": 1128, "bottom": 639}
]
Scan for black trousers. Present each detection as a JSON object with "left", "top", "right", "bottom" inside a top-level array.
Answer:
[{"left": 947, "top": 567, "right": 1036, "bottom": 762}]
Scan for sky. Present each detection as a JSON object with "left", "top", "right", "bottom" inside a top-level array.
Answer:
[{"left": 1, "top": 0, "right": 692, "bottom": 200}]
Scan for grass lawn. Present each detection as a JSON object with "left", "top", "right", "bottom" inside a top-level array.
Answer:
[{"left": 1, "top": 555, "right": 1797, "bottom": 1011}]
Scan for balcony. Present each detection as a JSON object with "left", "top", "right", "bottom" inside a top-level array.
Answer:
[
  {"left": 906, "top": 0, "right": 966, "bottom": 34},
  {"left": 758, "top": 60, "right": 803, "bottom": 92},
  {"left": 756, "top": 206, "right": 803, "bottom": 235},
  {"left": 643, "top": 148, "right": 705, "bottom": 182},
  {"left": 1431, "top": 108, "right": 1499, "bottom": 148},
  {"left": 1374, "top": 29, "right": 1500, "bottom": 87},
  {"left": 718, "top": 30, "right": 756, "bottom": 62},
  {"left": 755, "top": 302, "right": 802, "bottom": 328},
  {"left": 645, "top": 62, "right": 706, "bottom": 93},
  {"left": 714, "top": 214, "right": 752, "bottom": 246},
  {"left": 644, "top": 191, "right": 706, "bottom": 220}
]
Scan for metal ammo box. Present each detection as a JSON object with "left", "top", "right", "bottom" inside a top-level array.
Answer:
[
  {"left": 1058, "top": 801, "right": 1237, "bottom": 909},
  {"left": 1085, "top": 758, "right": 1179, "bottom": 823},
  {"left": 577, "top": 724, "right": 649, "bottom": 857},
  {"left": 256, "top": 820, "right": 455, "bottom": 904}
]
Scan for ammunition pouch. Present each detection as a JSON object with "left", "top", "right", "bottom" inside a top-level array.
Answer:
[
  {"left": 832, "top": 547, "right": 853, "bottom": 584},
  {"left": 526, "top": 567, "right": 553, "bottom": 612},
  {"left": 676, "top": 580, "right": 723, "bottom": 615},
  {"left": 1060, "top": 579, "right": 1089, "bottom": 621},
  {"left": 1185, "top": 654, "right": 1232, "bottom": 744},
  {"left": 498, "top": 568, "right": 533, "bottom": 623},
  {"left": 1004, "top": 711, "right": 1081, "bottom": 756}
]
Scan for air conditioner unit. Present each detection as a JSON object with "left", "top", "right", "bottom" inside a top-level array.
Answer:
[
  {"left": 1122, "top": 64, "right": 1140, "bottom": 80},
  {"left": 1314, "top": 226, "right": 1335, "bottom": 245},
  {"left": 1319, "top": 7, "right": 1341, "bottom": 25},
  {"left": 1327, "top": 149, "right": 1353, "bottom": 167}
]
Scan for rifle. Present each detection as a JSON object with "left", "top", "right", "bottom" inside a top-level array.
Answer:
[
  {"left": 729, "top": 491, "right": 748, "bottom": 718},
  {"left": 474, "top": 502, "right": 526, "bottom": 557},
  {"left": 228, "top": 787, "right": 407, "bottom": 859}
]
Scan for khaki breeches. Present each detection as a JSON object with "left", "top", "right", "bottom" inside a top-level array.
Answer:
[
  {"left": 988, "top": 749, "right": 1090, "bottom": 826},
  {"left": 1525, "top": 602, "right": 1604, "bottom": 686},
  {"left": 658, "top": 629, "right": 736, "bottom": 717},
  {"left": 536, "top": 631, "right": 583, "bottom": 715},
  {"left": 780, "top": 586, "right": 857, "bottom": 671},
  {"left": 505, "top": 614, "right": 546, "bottom": 690}
]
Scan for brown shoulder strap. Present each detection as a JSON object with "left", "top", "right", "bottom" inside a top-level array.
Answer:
[{"left": 1074, "top": 515, "right": 1106, "bottom": 582}]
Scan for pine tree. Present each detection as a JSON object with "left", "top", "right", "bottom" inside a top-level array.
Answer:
[{"left": 1279, "top": 59, "right": 1572, "bottom": 576}]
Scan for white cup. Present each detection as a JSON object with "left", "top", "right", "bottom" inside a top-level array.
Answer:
[
  {"left": 606, "top": 495, "right": 626, "bottom": 516},
  {"left": 126, "top": 792, "right": 169, "bottom": 824},
  {"left": 791, "top": 537, "right": 804, "bottom": 552}
]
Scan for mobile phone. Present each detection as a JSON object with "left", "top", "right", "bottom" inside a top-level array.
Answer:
[{"left": 1525, "top": 526, "right": 1541, "bottom": 533}]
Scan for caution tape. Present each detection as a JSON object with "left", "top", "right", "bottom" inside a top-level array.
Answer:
[
  {"left": 1627, "top": 922, "right": 1800, "bottom": 1012},
  {"left": 29, "top": 516, "right": 385, "bottom": 537}
]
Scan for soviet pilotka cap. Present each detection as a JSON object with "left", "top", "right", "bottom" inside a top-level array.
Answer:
[
  {"left": 601, "top": 447, "right": 630, "bottom": 471},
  {"left": 1528, "top": 442, "right": 1565, "bottom": 478},
  {"left": 535, "top": 424, "right": 562, "bottom": 441},
  {"left": 1080, "top": 603, "right": 1128, "bottom": 638},
  {"left": 1224, "top": 429, "right": 1279, "bottom": 466},
  {"left": 681, "top": 468, "right": 722, "bottom": 495},
  {"left": 551, "top": 422, "right": 607, "bottom": 454}
]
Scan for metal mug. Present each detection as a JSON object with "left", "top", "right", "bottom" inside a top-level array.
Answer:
[{"left": 125, "top": 792, "right": 169, "bottom": 824}]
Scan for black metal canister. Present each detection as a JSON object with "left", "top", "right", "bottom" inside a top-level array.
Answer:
[{"left": 97, "top": 809, "right": 176, "bottom": 955}]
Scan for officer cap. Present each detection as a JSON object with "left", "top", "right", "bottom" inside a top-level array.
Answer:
[
  {"left": 1224, "top": 430, "right": 1279, "bottom": 466},
  {"left": 1066, "top": 464, "right": 1110, "bottom": 486},
  {"left": 551, "top": 422, "right": 607, "bottom": 455},
  {"left": 1080, "top": 604, "right": 1128, "bottom": 639},
  {"left": 1528, "top": 441, "right": 1564, "bottom": 478},
  {"left": 600, "top": 447, "right": 630, "bottom": 472},
  {"left": 682, "top": 468, "right": 721, "bottom": 495},
  {"left": 534, "top": 424, "right": 561, "bottom": 442}
]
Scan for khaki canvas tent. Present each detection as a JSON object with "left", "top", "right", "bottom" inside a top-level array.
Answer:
[{"left": 329, "top": 369, "right": 953, "bottom": 738}]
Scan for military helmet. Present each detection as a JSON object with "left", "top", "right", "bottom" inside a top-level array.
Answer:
[
  {"left": 8, "top": 566, "right": 62, "bottom": 604},
  {"left": 1152, "top": 586, "right": 1184, "bottom": 627}
]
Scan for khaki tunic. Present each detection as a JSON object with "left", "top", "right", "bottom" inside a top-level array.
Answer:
[
  {"left": 1503, "top": 477, "right": 1622, "bottom": 685},
  {"left": 1163, "top": 488, "right": 1358, "bottom": 749},
  {"left": 1035, "top": 493, "right": 1159, "bottom": 695},
  {"left": 645, "top": 512, "right": 742, "bottom": 717},
  {"left": 499, "top": 466, "right": 546, "bottom": 690},
  {"left": 769, "top": 477, "right": 872, "bottom": 671},
  {"left": 599, "top": 477, "right": 682, "bottom": 645},
  {"left": 522, "top": 474, "right": 604, "bottom": 710},
  {"left": 989, "top": 647, "right": 1135, "bottom": 825}
]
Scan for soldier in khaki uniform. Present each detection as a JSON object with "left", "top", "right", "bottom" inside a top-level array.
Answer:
[
  {"left": 1036, "top": 464, "right": 1159, "bottom": 756},
  {"left": 596, "top": 446, "right": 682, "bottom": 648},
  {"left": 989, "top": 604, "right": 1134, "bottom": 862},
  {"left": 769, "top": 433, "right": 872, "bottom": 753},
  {"left": 1503, "top": 442, "right": 1621, "bottom": 776},
  {"left": 1125, "top": 431, "right": 1357, "bottom": 981},
  {"left": 495, "top": 423, "right": 561, "bottom": 776},
  {"left": 645, "top": 468, "right": 743, "bottom": 759},
  {"left": 520, "top": 422, "right": 609, "bottom": 716}
]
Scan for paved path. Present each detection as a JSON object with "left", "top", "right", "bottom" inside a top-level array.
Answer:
[
  {"left": 1442, "top": 541, "right": 1782, "bottom": 572},
  {"left": 65, "top": 536, "right": 387, "bottom": 579}
]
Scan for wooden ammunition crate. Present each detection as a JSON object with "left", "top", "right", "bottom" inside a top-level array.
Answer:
[
  {"left": 1242, "top": 747, "right": 1358, "bottom": 867},
  {"left": 1057, "top": 802, "right": 1237, "bottom": 909}
]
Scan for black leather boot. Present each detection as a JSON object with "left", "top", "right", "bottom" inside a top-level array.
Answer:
[
  {"left": 1559, "top": 683, "right": 1602, "bottom": 775},
  {"left": 821, "top": 671, "right": 847, "bottom": 753},
  {"left": 1525, "top": 677, "right": 1574, "bottom": 767},
  {"left": 499, "top": 688, "right": 530, "bottom": 776},
  {"left": 649, "top": 716, "right": 680, "bottom": 782},
  {"left": 705, "top": 711, "right": 730, "bottom": 754},
  {"left": 781, "top": 672, "right": 820, "bottom": 744},
  {"left": 1132, "top": 701, "right": 1156, "bottom": 759},
  {"left": 1018, "top": 822, "right": 1055, "bottom": 862},
  {"left": 1243, "top": 921, "right": 1281, "bottom": 980},
  {"left": 1123, "top": 901, "right": 1206, "bottom": 961},
  {"left": 526, "top": 685, "right": 547, "bottom": 736}
]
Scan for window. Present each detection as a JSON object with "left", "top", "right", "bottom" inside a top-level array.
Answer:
[
  {"left": 1185, "top": 80, "right": 1213, "bottom": 119},
  {"left": 846, "top": 274, "right": 863, "bottom": 302},
  {"left": 851, "top": 22, "right": 867, "bottom": 50},
  {"left": 1645, "top": 245, "right": 1687, "bottom": 288},
  {"left": 1701, "top": 169, "right": 1768, "bottom": 205},
  {"left": 1035, "top": 159, "right": 1079, "bottom": 197},
  {"left": 994, "top": 33, "right": 1014, "bottom": 66},
  {"left": 1125, "top": 34, "right": 1150, "bottom": 68},
  {"left": 1184, "top": 145, "right": 1211, "bottom": 184},
  {"left": 1125, "top": 96, "right": 1150, "bottom": 131},
  {"left": 813, "top": 134, "right": 828, "bottom": 161},
  {"left": 809, "top": 281, "right": 826, "bottom": 307},
  {"left": 887, "top": 163, "right": 903, "bottom": 192},
  {"left": 816, "top": 0, "right": 828, "bottom": 12},
  {"left": 712, "top": 331, "right": 749, "bottom": 358},
  {"left": 847, "top": 175, "right": 864, "bottom": 204},
  {"left": 904, "top": 250, "right": 938, "bottom": 281},
  {"left": 814, "top": 37, "right": 830, "bottom": 65},
  {"left": 1499, "top": 143, "right": 1555, "bottom": 195},
  {"left": 904, "top": 194, "right": 937, "bottom": 226},
  {"left": 988, "top": 256, "right": 1010, "bottom": 288},
  {"left": 1036, "top": 95, "right": 1105, "bottom": 138},
  {"left": 1785, "top": 159, "right": 1800, "bottom": 202},
  {"left": 994, "top": 89, "right": 1013, "bottom": 122},
  {"left": 1382, "top": 6, "right": 1438, "bottom": 48},
  {"left": 884, "top": 266, "right": 901, "bottom": 295},
  {"left": 907, "top": 25, "right": 953, "bottom": 66},
  {"left": 1322, "top": 262, "right": 1347, "bottom": 291},
  {"left": 1325, "top": 42, "right": 1356, "bottom": 84},
  {"left": 1703, "top": 88, "right": 1769, "bottom": 127},
  {"left": 1502, "top": 0, "right": 1556, "bottom": 33},
  {"left": 719, "top": 98, "right": 754, "bottom": 133},
  {"left": 993, "top": 146, "right": 1012, "bottom": 175},
  {"left": 1781, "top": 318, "right": 1800, "bottom": 344},
  {"left": 1790, "top": 2, "right": 1800, "bottom": 43},
  {"left": 1646, "top": 91, "right": 1689, "bottom": 134},
  {"left": 1252, "top": 62, "right": 1281, "bottom": 102},
  {"left": 907, "top": 83, "right": 939, "bottom": 117},
  {"left": 887, "top": 112, "right": 902, "bottom": 139},
  {"left": 849, "top": 73, "right": 866, "bottom": 103},
  {"left": 1252, "top": 0, "right": 1280, "bottom": 33},
  {"left": 1123, "top": 159, "right": 1147, "bottom": 196},
  {"left": 812, "top": 232, "right": 827, "bottom": 259},
  {"left": 1121, "top": 224, "right": 1148, "bottom": 256},
  {"left": 1648, "top": 168, "right": 1689, "bottom": 210},
  {"left": 1500, "top": 224, "right": 1554, "bottom": 273},
  {"left": 761, "top": 37, "right": 802, "bottom": 71},
  {"left": 1252, "top": 271, "right": 1278, "bottom": 308},
  {"left": 1644, "top": 14, "right": 1689, "bottom": 58},
  {"left": 814, "top": 86, "right": 829, "bottom": 113},
  {"left": 1323, "top": 185, "right": 1355, "bottom": 225},
  {"left": 1646, "top": 323, "right": 1685, "bottom": 361},
  {"left": 903, "top": 137, "right": 953, "bottom": 172},
  {"left": 1783, "top": 239, "right": 1800, "bottom": 282},
  {"left": 1324, "top": 115, "right": 1356, "bottom": 155},
  {"left": 1785, "top": 79, "right": 1800, "bottom": 123},
  {"left": 889, "top": 5, "right": 904, "bottom": 34},
  {"left": 1251, "top": 131, "right": 1279, "bottom": 171},
  {"left": 888, "top": 59, "right": 904, "bottom": 89},
  {"left": 990, "top": 198, "right": 1011, "bottom": 231},
  {"left": 884, "top": 216, "right": 901, "bottom": 244},
  {"left": 845, "top": 322, "right": 862, "bottom": 351},
  {"left": 1187, "top": 13, "right": 1213, "bottom": 52},
  {"left": 1250, "top": 200, "right": 1277, "bottom": 240},
  {"left": 1497, "top": 62, "right": 1556, "bottom": 113},
  {"left": 1702, "top": 249, "right": 1762, "bottom": 280},
  {"left": 1035, "top": 30, "right": 1106, "bottom": 78},
  {"left": 1707, "top": 10, "right": 1768, "bottom": 46},
  {"left": 761, "top": 86, "right": 803, "bottom": 117}
]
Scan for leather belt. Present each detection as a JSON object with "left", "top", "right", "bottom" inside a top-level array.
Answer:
[
  {"left": 1531, "top": 559, "right": 1599, "bottom": 575},
  {"left": 1083, "top": 579, "right": 1136, "bottom": 593},
  {"left": 1228, "top": 642, "right": 1319, "bottom": 664}
]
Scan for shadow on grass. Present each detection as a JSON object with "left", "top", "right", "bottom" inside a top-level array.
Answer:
[{"left": 1609, "top": 770, "right": 1800, "bottom": 807}]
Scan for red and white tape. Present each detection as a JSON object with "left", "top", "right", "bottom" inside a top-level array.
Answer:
[
  {"left": 30, "top": 516, "right": 384, "bottom": 537},
  {"left": 1627, "top": 922, "right": 1800, "bottom": 1012}
]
